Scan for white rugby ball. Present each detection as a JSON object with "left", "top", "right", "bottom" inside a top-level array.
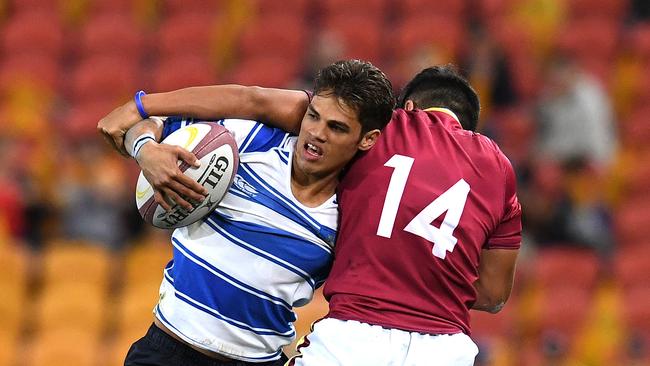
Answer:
[{"left": 135, "top": 122, "right": 239, "bottom": 229}]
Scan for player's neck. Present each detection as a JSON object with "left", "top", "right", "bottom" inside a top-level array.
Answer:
[{"left": 290, "top": 166, "right": 338, "bottom": 208}]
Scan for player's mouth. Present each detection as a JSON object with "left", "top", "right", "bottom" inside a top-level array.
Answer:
[{"left": 302, "top": 142, "right": 323, "bottom": 161}]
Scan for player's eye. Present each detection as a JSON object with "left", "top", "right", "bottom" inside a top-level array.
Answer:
[{"left": 329, "top": 123, "right": 348, "bottom": 133}]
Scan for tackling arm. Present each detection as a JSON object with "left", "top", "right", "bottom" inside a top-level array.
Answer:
[
  {"left": 472, "top": 248, "right": 519, "bottom": 313},
  {"left": 99, "top": 85, "right": 309, "bottom": 155}
]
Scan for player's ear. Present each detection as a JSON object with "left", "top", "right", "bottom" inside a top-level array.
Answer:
[
  {"left": 357, "top": 129, "right": 380, "bottom": 151},
  {"left": 404, "top": 100, "right": 416, "bottom": 111}
]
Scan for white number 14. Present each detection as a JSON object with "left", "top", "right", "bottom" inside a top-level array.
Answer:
[{"left": 376, "top": 154, "right": 470, "bottom": 259}]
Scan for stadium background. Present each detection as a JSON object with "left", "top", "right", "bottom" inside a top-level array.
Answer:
[{"left": 1, "top": 0, "right": 649, "bottom": 365}]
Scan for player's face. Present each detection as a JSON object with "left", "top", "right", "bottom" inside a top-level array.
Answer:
[{"left": 293, "top": 94, "right": 376, "bottom": 179}]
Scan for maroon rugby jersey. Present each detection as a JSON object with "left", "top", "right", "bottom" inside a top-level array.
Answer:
[{"left": 324, "top": 108, "right": 522, "bottom": 335}]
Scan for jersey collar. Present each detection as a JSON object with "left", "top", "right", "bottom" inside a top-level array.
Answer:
[{"left": 423, "top": 107, "right": 462, "bottom": 128}]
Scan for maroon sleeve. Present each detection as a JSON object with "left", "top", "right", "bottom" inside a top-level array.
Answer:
[{"left": 485, "top": 153, "right": 522, "bottom": 250}]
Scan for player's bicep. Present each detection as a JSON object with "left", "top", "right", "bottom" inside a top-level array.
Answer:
[{"left": 248, "top": 87, "right": 309, "bottom": 134}]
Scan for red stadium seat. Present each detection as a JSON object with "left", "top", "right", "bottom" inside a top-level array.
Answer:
[
  {"left": 322, "top": 15, "right": 384, "bottom": 62},
  {"left": 9, "top": 0, "right": 59, "bottom": 13},
  {"left": 477, "top": 0, "right": 516, "bottom": 21},
  {"left": 320, "top": 0, "right": 389, "bottom": 19},
  {"left": 68, "top": 55, "right": 138, "bottom": 105},
  {"left": 532, "top": 247, "right": 601, "bottom": 290},
  {"left": 398, "top": 0, "right": 467, "bottom": 20},
  {"left": 537, "top": 286, "right": 592, "bottom": 339},
  {"left": 613, "top": 246, "right": 650, "bottom": 290},
  {"left": 238, "top": 15, "right": 307, "bottom": 63},
  {"left": 163, "top": 0, "right": 223, "bottom": 17},
  {"left": 614, "top": 198, "right": 650, "bottom": 246},
  {"left": 1, "top": 10, "right": 64, "bottom": 59},
  {"left": 630, "top": 23, "right": 650, "bottom": 60},
  {"left": 620, "top": 107, "right": 650, "bottom": 150},
  {"left": 0, "top": 53, "right": 60, "bottom": 92},
  {"left": 85, "top": 0, "right": 134, "bottom": 17},
  {"left": 488, "top": 108, "right": 536, "bottom": 165},
  {"left": 567, "top": 0, "right": 629, "bottom": 21},
  {"left": 78, "top": 13, "right": 147, "bottom": 59},
  {"left": 150, "top": 55, "right": 217, "bottom": 92},
  {"left": 64, "top": 100, "right": 125, "bottom": 142},
  {"left": 228, "top": 56, "right": 300, "bottom": 88},
  {"left": 390, "top": 14, "right": 466, "bottom": 62},
  {"left": 254, "top": 0, "right": 309, "bottom": 17},
  {"left": 156, "top": 13, "right": 220, "bottom": 59},
  {"left": 556, "top": 19, "right": 620, "bottom": 84},
  {"left": 558, "top": 18, "right": 621, "bottom": 56},
  {"left": 501, "top": 48, "right": 542, "bottom": 102}
]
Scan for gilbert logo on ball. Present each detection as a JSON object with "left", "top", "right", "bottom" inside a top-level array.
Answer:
[{"left": 135, "top": 122, "right": 239, "bottom": 229}]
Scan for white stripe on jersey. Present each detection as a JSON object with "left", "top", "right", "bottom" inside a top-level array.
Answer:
[
  {"left": 215, "top": 191, "right": 333, "bottom": 254},
  {"left": 238, "top": 163, "right": 325, "bottom": 230},
  {"left": 154, "top": 118, "right": 337, "bottom": 362}
]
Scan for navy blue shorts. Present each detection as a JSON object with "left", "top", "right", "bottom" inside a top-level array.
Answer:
[{"left": 124, "top": 324, "right": 289, "bottom": 366}]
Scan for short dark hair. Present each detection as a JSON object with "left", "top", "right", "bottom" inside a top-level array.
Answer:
[
  {"left": 313, "top": 60, "right": 395, "bottom": 134},
  {"left": 397, "top": 65, "right": 480, "bottom": 131}
]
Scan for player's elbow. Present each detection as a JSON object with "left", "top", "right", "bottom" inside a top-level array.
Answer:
[
  {"left": 473, "top": 282, "right": 511, "bottom": 314},
  {"left": 475, "top": 300, "right": 506, "bottom": 314},
  {"left": 472, "top": 292, "right": 508, "bottom": 313}
]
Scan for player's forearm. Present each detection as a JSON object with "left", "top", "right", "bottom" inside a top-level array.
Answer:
[
  {"left": 472, "top": 280, "right": 508, "bottom": 313},
  {"left": 124, "top": 118, "right": 164, "bottom": 159},
  {"left": 141, "top": 85, "right": 308, "bottom": 134},
  {"left": 471, "top": 248, "right": 518, "bottom": 313}
]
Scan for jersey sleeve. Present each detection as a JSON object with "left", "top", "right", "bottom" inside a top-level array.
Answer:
[
  {"left": 485, "top": 154, "right": 522, "bottom": 250},
  {"left": 219, "top": 118, "right": 291, "bottom": 153},
  {"left": 160, "top": 117, "right": 291, "bottom": 153}
]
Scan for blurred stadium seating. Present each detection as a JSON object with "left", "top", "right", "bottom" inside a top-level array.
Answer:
[{"left": 0, "top": 0, "right": 648, "bottom": 365}]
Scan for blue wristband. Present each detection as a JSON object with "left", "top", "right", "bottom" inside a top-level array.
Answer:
[{"left": 134, "top": 90, "right": 149, "bottom": 119}]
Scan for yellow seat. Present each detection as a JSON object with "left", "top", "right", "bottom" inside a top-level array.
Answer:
[
  {"left": 0, "top": 327, "right": 20, "bottom": 366},
  {"left": 0, "top": 248, "right": 29, "bottom": 335},
  {"left": 115, "top": 283, "right": 158, "bottom": 336},
  {"left": 41, "top": 241, "right": 112, "bottom": 289},
  {"left": 29, "top": 328, "right": 100, "bottom": 366},
  {"left": 35, "top": 282, "right": 107, "bottom": 336},
  {"left": 123, "top": 239, "right": 172, "bottom": 287}
]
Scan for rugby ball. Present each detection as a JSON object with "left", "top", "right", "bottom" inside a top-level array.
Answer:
[{"left": 135, "top": 122, "right": 239, "bottom": 229}]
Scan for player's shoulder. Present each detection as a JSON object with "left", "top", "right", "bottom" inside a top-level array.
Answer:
[{"left": 221, "top": 119, "right": 292, "bottom": 154}]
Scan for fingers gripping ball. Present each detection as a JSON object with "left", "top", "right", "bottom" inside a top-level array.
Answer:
[{"left": 135, "top": 122, "right": 239, "bottom": 228}]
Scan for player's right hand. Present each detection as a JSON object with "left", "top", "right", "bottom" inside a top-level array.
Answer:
[
  {"left": 97, "top": 101, "right": 143, "bottom": 157},
  {"left": 136, "top": 142, "right": 208, "bottom": 211}
]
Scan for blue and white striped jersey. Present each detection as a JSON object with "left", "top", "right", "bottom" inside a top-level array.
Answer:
[{"left": 155, "top": 117, "right": 337, "bottom": 362}]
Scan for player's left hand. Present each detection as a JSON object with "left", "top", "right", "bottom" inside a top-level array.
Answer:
[
  {"left": 136, "top": 141, "right": 207, "bottom": 211},
  {"left": 97, "top": 101, "right": 142, "bottom": 157}
]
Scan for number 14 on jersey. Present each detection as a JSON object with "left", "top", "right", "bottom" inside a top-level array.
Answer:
[{"left": 376, "top": 154, "right": 470, "bottom": 260}]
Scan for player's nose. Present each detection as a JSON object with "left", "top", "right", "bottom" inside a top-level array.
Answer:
[{"left": 309, "top": 121, "right": 327, "bottom": 142}]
